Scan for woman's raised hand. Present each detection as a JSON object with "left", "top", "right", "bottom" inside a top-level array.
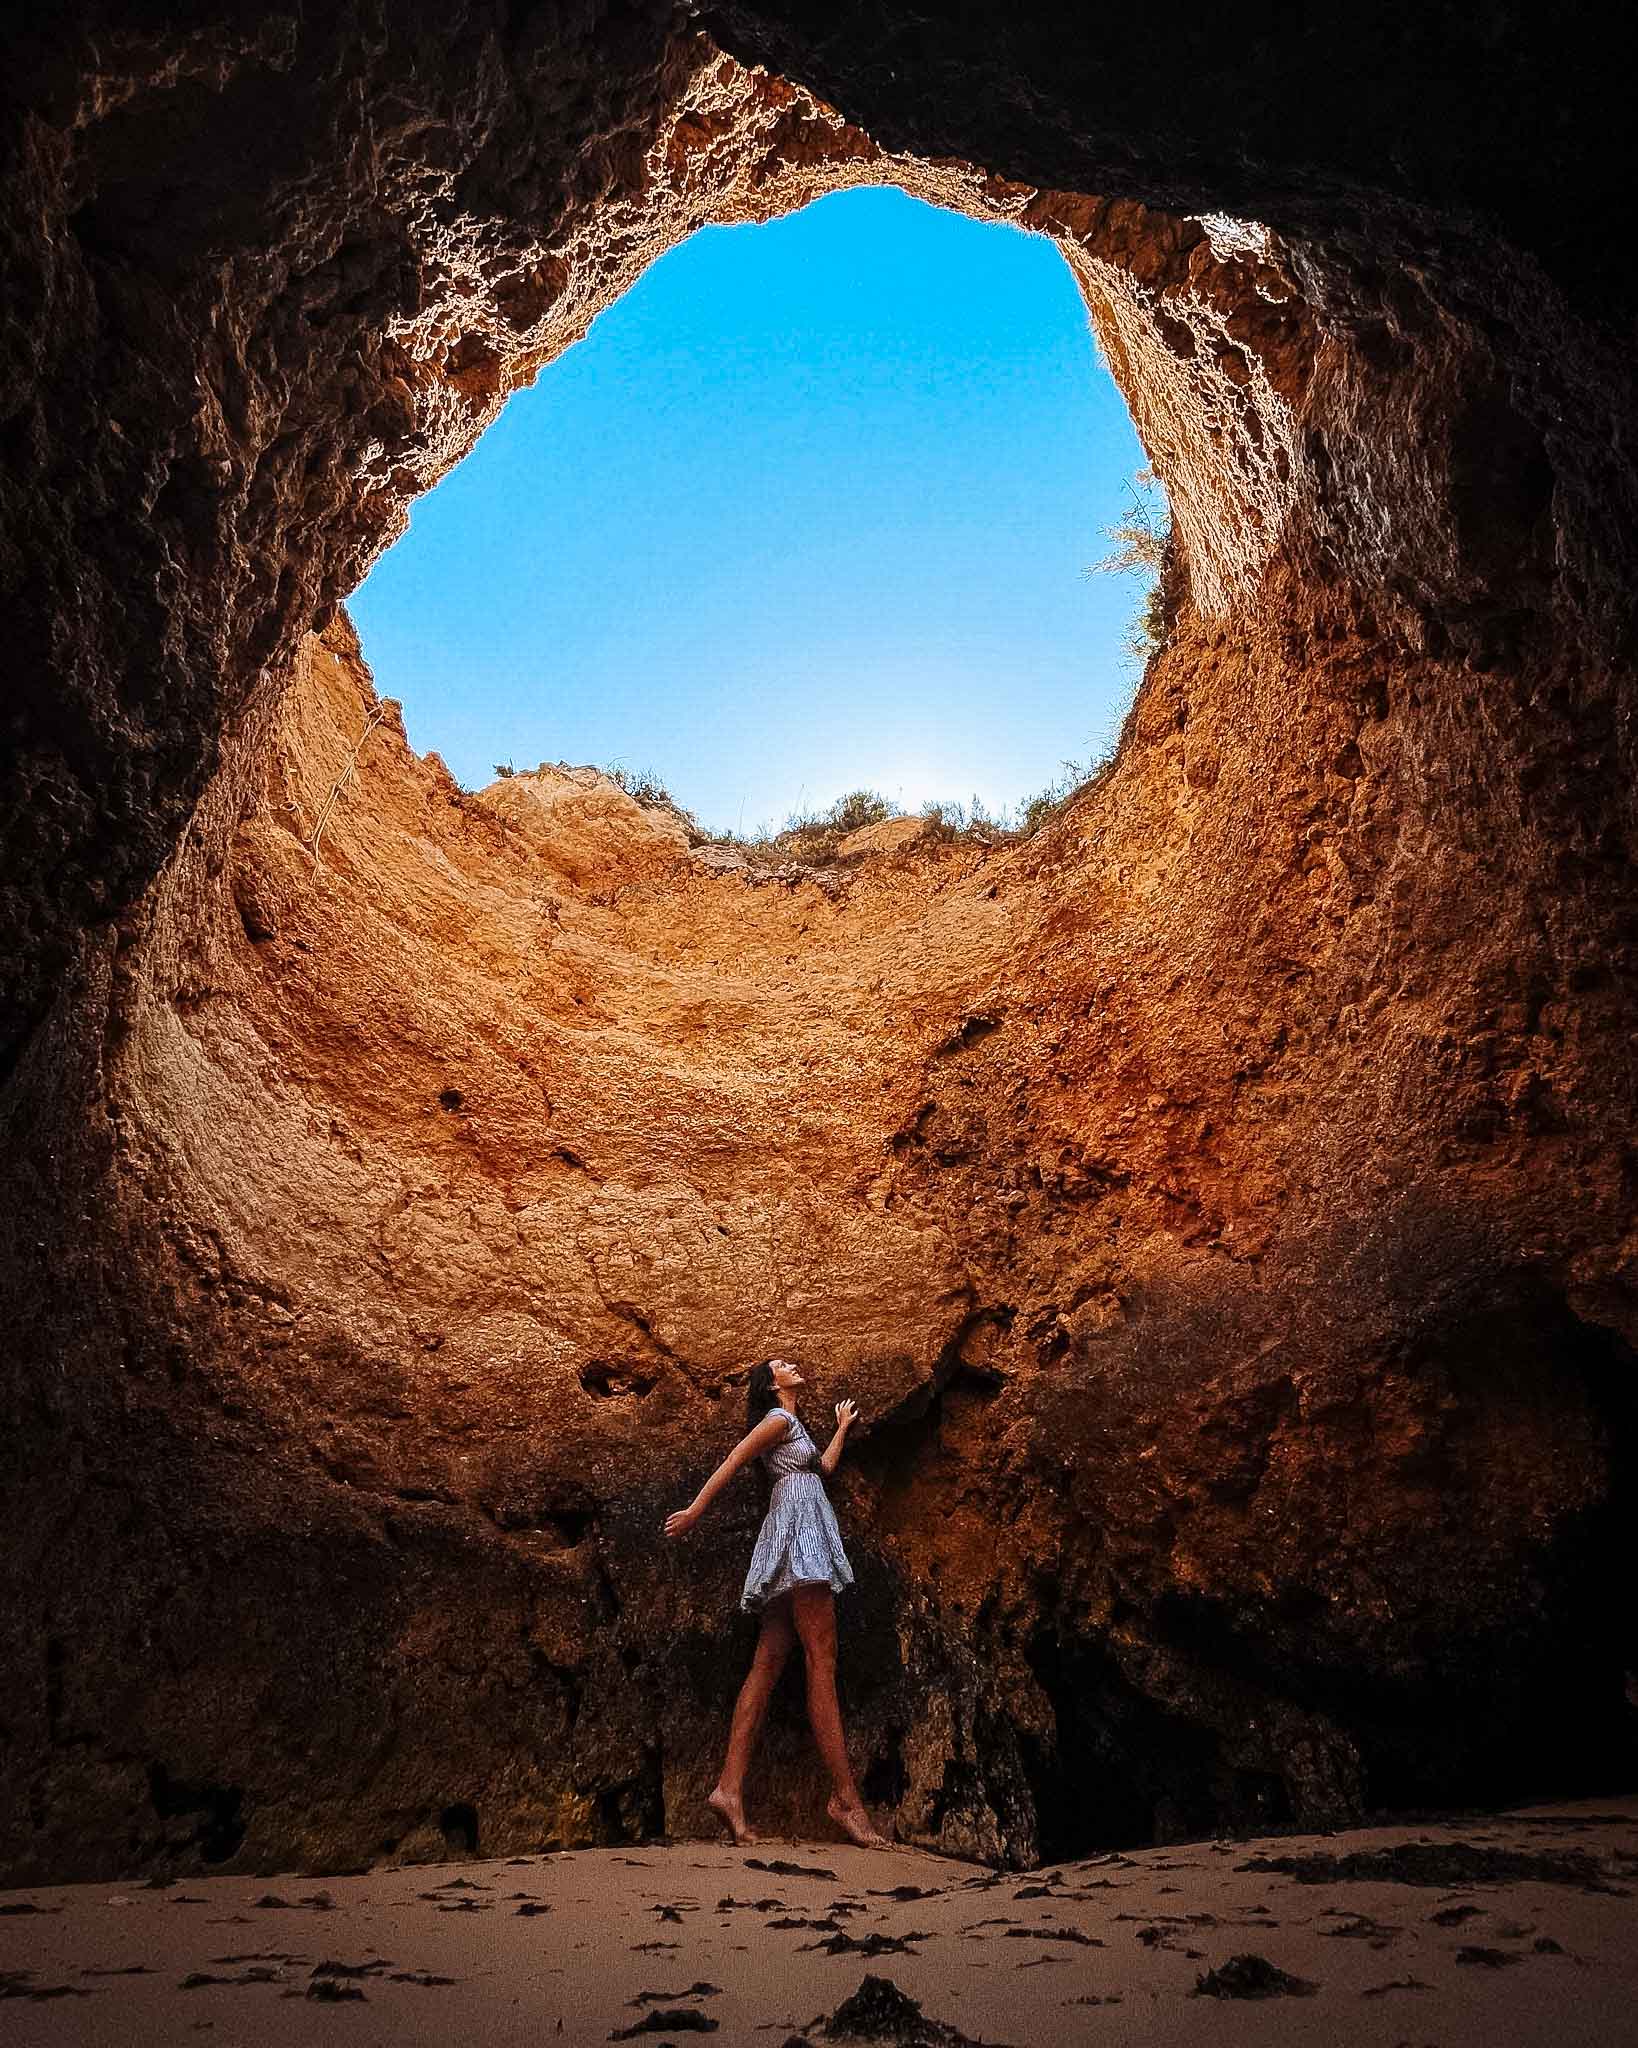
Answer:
[
  {"left": 835, "top": 1398, "right": 859, "bottom": 1430},
  {"left": 663, "top": 1506, "right": 698, "bottom": 1539}
]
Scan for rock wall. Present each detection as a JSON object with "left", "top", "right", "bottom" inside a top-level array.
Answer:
[{"left": 2, "top": 4, "right": 1635, "bottom": 1881}]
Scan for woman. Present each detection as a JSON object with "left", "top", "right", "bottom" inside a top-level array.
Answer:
[{"left": 663, "top": 1357, "right": 889, "bottom": 1848}]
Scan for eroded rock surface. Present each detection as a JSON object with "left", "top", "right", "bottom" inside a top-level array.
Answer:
[{"left": 2, "top": 5, "right": 1636, "bottom": 1883}]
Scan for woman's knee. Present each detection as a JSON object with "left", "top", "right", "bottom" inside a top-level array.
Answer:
[
  {"left": 802, "top": 1647, "right": 838, "bottom": 1694},
  {"left": 792, "top": 1590, "right": 837, "bottom": 1661},
  {"left": 755, "top": 1630, "right": 793, "bottom": 1674}
]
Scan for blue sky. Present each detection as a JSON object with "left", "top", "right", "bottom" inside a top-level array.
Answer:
[{"left": 349, "top": 185, "right": 1152, "bottom": 835}]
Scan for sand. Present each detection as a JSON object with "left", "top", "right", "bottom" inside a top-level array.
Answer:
[{"left": 2, "top": 1799, "right": 1634, "bottom": 2046}]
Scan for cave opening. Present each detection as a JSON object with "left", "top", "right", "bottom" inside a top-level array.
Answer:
[{"left": 346, "top": 182, "right": 1159, "bottom": 841}]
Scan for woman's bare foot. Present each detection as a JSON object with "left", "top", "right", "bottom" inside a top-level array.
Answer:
[
  {"left": 827, "top": 1792, "right": 890, "bottom": 1848},
  {"left": 707, "top": 1786, "right": 760, "bottom": 1845}
]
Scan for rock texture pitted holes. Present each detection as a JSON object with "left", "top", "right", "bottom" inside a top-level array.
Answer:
[
  {"left": 936, "top": 1013, "right": 1002, "bottom": 1056},
  {"left": 580, "top": 1363, "right": 660, "bottom": 1400}
]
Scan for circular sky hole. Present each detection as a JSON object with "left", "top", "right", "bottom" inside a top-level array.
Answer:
[{"left": 350, "top": 185, "right": 1158, "bottom": 836}]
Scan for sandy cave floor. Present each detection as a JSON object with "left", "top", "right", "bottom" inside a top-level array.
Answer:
[{"left": 2, "top": 1801, "right": 1635, "bottom": 2045}]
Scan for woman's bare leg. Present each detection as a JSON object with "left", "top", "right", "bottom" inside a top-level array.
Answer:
[
  {"left": 790, "top": 1584, "right": 889, "bottom": 1848},
  {"left": 707, "top": 1597, "right": 796, "bottom": 1844}
]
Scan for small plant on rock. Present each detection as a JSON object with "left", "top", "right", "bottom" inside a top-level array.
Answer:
[
  {"left": 824, "top": 789, "right": 895, "bottom": 836},
  {"left": 604, "top": 763, "right": 674, "bottom": 807},
  {"left": 1087, "top": 467, "right": 1174, "bottom": 668},
  {"left": 920, "top": 794, "right": 1006, "bottom": 843},
  {"left": 1017, "top": 756, "right": 1098, "bottom": 836}
]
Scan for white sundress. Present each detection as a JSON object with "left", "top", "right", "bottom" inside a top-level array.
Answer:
[{"left": 739, "top": 1410, "right": 856, "bottom": 1613}]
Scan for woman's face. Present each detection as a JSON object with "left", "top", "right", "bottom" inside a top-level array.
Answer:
[{"left": 770, "top": 1358, "right": 805, "bottom": 1390}]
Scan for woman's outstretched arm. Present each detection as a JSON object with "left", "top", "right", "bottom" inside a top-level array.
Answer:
[
  {"left": 663, "top": 1410, "right": 790, "bottom": 1537},
  {"left": 818, "top": 1398, "right": 859, "bottom": 1477}
]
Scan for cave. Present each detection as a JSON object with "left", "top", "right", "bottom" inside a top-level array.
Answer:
[{"left": 2, "top": 4, "right": 1635, "bottom": 1887}]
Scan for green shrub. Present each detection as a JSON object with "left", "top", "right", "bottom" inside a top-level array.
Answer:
[
  {"left": 921, "top": 794, "right": 1008, "bottom": 841},
  {"left": 1088, "top": 467, "right": 1173, "bottom": 667},
  {"left": 823, "top": 788, "right": 894, "bottom": 835},
  {"left": 604, "top": 763, "right": 677, "bottom": 808},
  {"left": 1017, "top": 757, "right": 1098, "bottom": 836}
]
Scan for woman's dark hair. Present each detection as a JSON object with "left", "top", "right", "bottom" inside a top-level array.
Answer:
[
  {"left": 745, "top": 1358, "right": 780, "bottom": 1434},
  {"left": 745, "top": 1359, "right": 780, "bottom": 1513}
]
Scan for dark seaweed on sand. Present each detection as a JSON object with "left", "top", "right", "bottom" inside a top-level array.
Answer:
[
  {"left": 1194, "top": 1953, "right": 1318, "bottom": 1999},
  {"left": 1236, "top": 1842, "right": 1625, "bottom": 1894},
  {"left": 1319, "top": 1910, "right": 1401, "bottom": 1945},
  {"left": 807, "top": 1972, "right": 1015, "bottom": 2046},
  {"left": 1, "top": 1971, "right": 89, "bottom": 2001},
  {"left": 182, "top": 1966, "right": 286, "bottom": 1988},
  {"left": 800, "top": 1930, "right": 933, "bottom": 1957},
  {"left": 609, "top": 2009, "right": 718, "bottom": 2037}
]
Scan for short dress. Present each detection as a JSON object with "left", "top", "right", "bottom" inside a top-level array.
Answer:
[{"left": 740, "top": 1410, "right": 856, "bottom": 1613}]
